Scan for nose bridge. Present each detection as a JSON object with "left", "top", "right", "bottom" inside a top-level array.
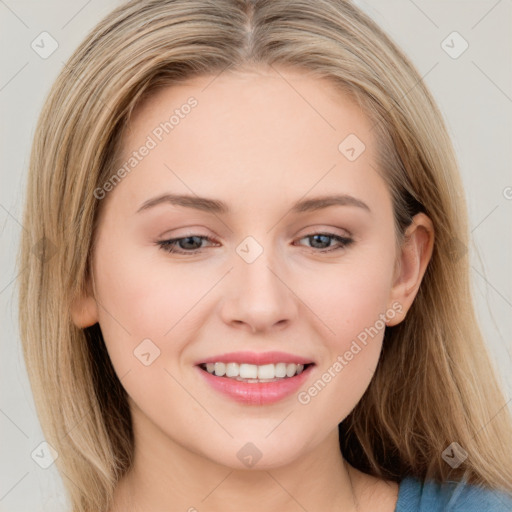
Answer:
[
  {"left": 221, "top": 233, "right": 297, "bottom": 332},
  {"left": 235, "top": 233, "right": 284, "bottom": 300}
]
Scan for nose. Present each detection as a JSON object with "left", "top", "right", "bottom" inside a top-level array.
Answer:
[{"left": 219, "top": 247, "right": 298, "bottom": 335}]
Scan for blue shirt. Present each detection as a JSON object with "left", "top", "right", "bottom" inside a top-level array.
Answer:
[{"left": 395, "top": 475, "right": 512, "bottom": 511}]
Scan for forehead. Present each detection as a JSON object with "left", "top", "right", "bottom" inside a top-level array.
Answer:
[
  {"left": 109, "top": 66, "right": 386, "bottom": 218},
  {"left": 127, "top": 66, "right": 371, "bottom": 143}
]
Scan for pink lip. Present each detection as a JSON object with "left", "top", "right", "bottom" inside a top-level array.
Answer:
[
  {"left": 195, "top": 363, "right": 315, "bottom": 406},
  {"left": 195, "top": 351, "right": 314, "bottom": 365}
]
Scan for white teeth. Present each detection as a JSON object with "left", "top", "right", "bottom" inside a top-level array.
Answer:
[
  {"left": 286, "top": 363, "right": 297, "bottom": 377},
  {"left": 226, "top": 362, "right": 239, "bottom": 377},
  {"left": 275, "top": 362, "right": 287, "bottom": 378},
  {"left": 240, "top": 363, "right": 258, "bottom": 379},
  {"left": 257, "top": 364, "right": 275, "bottom": 380},
  {"left": 203, "top": 362, "right": 307, "bottom": 380},
  {"left": 214, "top": 362, "right": 226, "bottom": 376}
]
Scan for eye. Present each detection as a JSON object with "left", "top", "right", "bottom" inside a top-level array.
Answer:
[
  {"left": 156, "top": 232, "right": 353, "bottom": 255},
  {"left": 295, "top": 232, "right": 354, "bottom": 253},
  {"left": 156, "top": 235, "right": 217, "bottom": 254}
]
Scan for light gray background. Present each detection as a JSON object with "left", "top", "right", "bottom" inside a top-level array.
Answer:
[{"left": 1, "top": 1, "right": 511, "bottom": 510}]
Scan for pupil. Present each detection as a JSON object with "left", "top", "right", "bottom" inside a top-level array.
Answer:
[
  {"left": 311, "top": 234, "right": 329, "bottom": 248},
  {"left": 181, "top": 236, "right": 200, "bottom": 249}
]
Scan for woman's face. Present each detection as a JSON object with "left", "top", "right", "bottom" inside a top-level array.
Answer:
[{"left": 76, "top": 66, "right": 427, "bottom": 470}]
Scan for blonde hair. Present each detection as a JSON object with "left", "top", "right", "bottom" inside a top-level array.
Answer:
[{"left": 17, "top": 0, "right": 512, "bottom": 511}]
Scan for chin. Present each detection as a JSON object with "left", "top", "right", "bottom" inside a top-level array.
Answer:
[{"left": 199, "top": 433, "right": 310, "bottom": 471}]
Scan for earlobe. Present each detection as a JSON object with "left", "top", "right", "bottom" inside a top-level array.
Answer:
[
  {"left": 387, "top": 213, "right": 434, "bottom": 327},
  {"left": 70, "top": 277, "right": 99, "bottom": 328}
]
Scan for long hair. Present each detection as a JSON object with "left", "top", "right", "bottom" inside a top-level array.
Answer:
[{"left": 17, "top": 1, "right": 512, "bottom": 510}]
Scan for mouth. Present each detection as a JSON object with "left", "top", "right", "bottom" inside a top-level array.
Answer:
[
  {"left": 194, "top": 359, "right": 316, "bottom": 405},
  {"left": 197, "top": 361, "right": 315, "bottom": 383}
]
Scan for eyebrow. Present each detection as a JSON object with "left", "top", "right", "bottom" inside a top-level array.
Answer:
[{"left": 136, "top": 193, "right": 371, "bottom": 215}]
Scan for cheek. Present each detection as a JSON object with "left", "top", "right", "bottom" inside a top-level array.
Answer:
[
  {"left": 302, "top": 247, "right": 395, "bottom": 348},
  {"left": 91, "top": 243, "right": 202, "bottom": 426},
  {"left": 90, "top": 234, "right": 191, "bottom": 376},
  {"left": 93, "top": 230, "right": 205, "bottom": 333},
  {"left": 295, "top": 245, "right": 395, "bottom": 413},
  {"left": 297, "top": 290, "right": 388, "bottom": 424}
]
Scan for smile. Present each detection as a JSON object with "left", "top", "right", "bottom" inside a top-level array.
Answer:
[
  {"left": 195, "top": 362, "right": 316, "bottom": 405},
  {"left": 199, "top": 362, "right": 312, "bottom": 381}
]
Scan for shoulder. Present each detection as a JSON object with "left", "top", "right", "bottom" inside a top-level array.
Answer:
[{"left": 395, "top": 475, "right": 512, "bottom": 512}]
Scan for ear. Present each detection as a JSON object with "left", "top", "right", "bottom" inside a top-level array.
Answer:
[
  {"left": 386, "top": 213, "right": 434, "bottom": 327},
  {"left": 70, "top": 272, "right": 99, "bottom": 328}
]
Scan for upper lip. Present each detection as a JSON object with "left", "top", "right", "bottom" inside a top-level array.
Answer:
[{"left": 195, "top": 351, "right": 315, "bottom": 366}]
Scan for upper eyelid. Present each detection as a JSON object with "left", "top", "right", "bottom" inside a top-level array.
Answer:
[
  {"left": 159, "top": 224, "right": 353, "bottom": 240},
  {"left": 157, "top": 232, "right": 353, "bottom": 252}
]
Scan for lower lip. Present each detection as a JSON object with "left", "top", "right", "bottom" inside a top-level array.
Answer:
[{"left": 195, "top": 364, "right": 315, "bottom": 405}]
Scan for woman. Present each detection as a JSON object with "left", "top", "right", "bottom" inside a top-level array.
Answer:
[{"left": 17, "top": 1, "right": 512, "bottom": 511}]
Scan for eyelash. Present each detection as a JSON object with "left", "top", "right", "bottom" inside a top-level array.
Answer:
[{"left": 156, "top": 232, "right": 354, "bottom": 255}]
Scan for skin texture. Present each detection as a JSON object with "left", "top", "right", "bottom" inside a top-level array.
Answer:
[{"left": 71, "top": 65, "right": 434, "bottom": 512}]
